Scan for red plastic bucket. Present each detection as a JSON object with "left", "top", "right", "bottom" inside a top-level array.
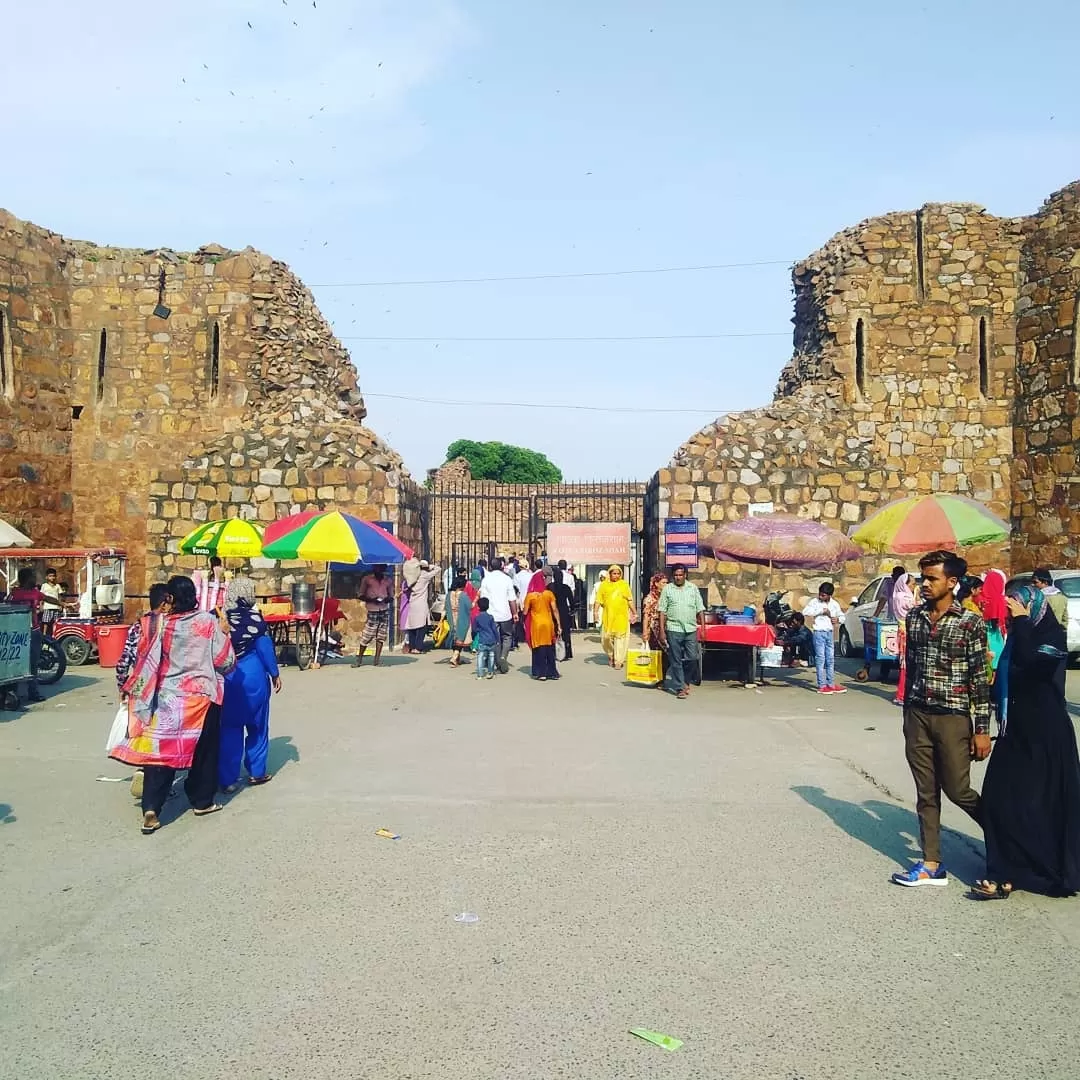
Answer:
[{"left": 96, "top": 624, "right": 130, "bottom": 668}]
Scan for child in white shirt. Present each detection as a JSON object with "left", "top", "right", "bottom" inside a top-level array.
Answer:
[{"left": 803, "top": 582, "right": 846, "bottom": 694}]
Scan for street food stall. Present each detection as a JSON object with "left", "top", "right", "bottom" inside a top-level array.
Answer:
[
  {"left": 857, "top": 617, "right": 900, "bottom": 682},
  {"left": 698, "top": 613, "right": 777, "bottom": 684},
  {"left": 0, "top": 548, "right": 126, "bottom": 666}
]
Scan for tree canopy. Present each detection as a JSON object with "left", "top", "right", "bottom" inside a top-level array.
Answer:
[{"left": 445, "top": 439, "right": 564, "bottom": 484}]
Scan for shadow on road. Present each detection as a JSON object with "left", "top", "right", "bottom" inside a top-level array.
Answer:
[
  {"left": 0, "top": 802, "right": 14, "bottom": 824},
  {"left": 268, "top": 735, "right": 300, "bottom": 774},
  {"left": 792, "top": 784, "right": 985, "bottom": 883}
]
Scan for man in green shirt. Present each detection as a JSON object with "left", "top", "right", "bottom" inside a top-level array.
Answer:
[{"left": 657, "top": 566, "right": 706, "bottom": 698}]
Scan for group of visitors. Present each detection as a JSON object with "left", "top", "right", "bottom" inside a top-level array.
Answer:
[
  {"left": 109, "top": 571, "right": 281, "bottom": 835},
  {"left": 888, "top": 550, "right": 1080, "bottom": 901}
]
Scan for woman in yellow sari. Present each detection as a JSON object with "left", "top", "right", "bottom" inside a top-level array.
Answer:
[{"left": 594, "top": 564, "right": 637, "bottom": 668}]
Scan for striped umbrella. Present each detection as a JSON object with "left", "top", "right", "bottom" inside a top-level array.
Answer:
[
  {"left": 179, "top": 518, "right": 265, "bottom": 558},
  {"left": 850, "top": 495, "right": 1009, "bottom": 554},
  {"left": 261, "top": 511, "right": 413, "bottom": 564}
]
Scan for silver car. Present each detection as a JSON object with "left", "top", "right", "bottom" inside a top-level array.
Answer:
[
  {"left": 1006, "top": 570, "right": 1080, "bottom": 659},
  {"left": 838, "top": 576, "right": 889, "bottom": 658}
]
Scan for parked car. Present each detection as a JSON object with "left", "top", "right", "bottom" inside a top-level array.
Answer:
[
  {"left": 839, "top": 576, "right": 889, "bottom": 658},
  {"left": 1006, "top": 569, "right": 1080, "bottom": 660}
]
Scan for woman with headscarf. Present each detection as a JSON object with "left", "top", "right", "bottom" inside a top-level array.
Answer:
[
  {"left": 218, "top": 575, "right": 282, "bottom": 793},
  {"left": 641, "top": 571, "right": 669, "bottom": 685},
  {"left": 401, "top": 558, "right": 440, "bottom": 653},
  {"left": 979, "top": 568, "right": 1009, "bottom": 682},
  {"left": 399, "top": 556, "right": 421, "bottom": 652},
  {"left": 973, "top": 584, "right": 1080, "bottom": 899},
  {"left": 550, "top": 567, "right": 575, "bottom": 661},
  {"left": 523, "top": 576, "right": 561, "bottom": 680},
  {"left": 110, "top": 575, "right": 236, "bottom": 834},
  {"left": 446, "top": 573, "right": 473, "bottom": 667},
  {"left": 889, "top": 570, "right": 917, "bottom": 707},
  {"left": 594, "top": 564, "right": 637, "bottom": 669}
]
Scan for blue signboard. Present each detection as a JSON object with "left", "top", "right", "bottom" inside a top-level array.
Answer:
[{"left": 663, "top": 517, "right": 699, "bottom": 568}]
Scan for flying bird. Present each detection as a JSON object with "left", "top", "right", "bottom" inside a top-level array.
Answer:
[{"left": 247, "top": 21, "right": 252, "bottom": 28}]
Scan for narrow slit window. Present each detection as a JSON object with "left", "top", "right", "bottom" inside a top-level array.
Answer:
[
  {"left": 209, "top": 321, "right": 220, "bottom": 400},
  {"left": 855, "top": 318, "right": 866, "bottom": 396},
  {"left": 914, "top": 209, "right": 926, "bottom": 299},
  {"left": 0, "top": 308, "right": 9, "bottom": 400},
  {"left": 96, "top": 329, "right": 107, "bottom": 403},
  {"left": 1072, "top": 295, "right": 1080, "bottom": 385},
  {"left": 978, "top": 317, "right": 989, "bottom": 397}
]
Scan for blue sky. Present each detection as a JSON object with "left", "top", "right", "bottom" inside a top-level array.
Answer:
[{"left": 4, "top": 0, "right": 1079, "bottom": 479}]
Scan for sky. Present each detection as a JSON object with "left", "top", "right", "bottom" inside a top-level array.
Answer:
[{"left": 3, "top": 0, "right": 1080, "bottom": 480}]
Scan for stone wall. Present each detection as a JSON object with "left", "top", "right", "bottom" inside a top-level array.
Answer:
[
  {"left": 0, "top": 212, "right": 75, "bottom": 547},
  {"left": 1012, "top": 182, "right": 1080, "bottom": 569},
  {"left": 651, "top": 201, "right": 1022, "bottom": 610},
  {"left": 0, "top": 208, "right": 410, "bottom": 612}
]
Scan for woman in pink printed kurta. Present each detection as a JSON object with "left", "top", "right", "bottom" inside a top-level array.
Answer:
[{"left": 110, "top": 575, "right": 235, "bottom": 834}]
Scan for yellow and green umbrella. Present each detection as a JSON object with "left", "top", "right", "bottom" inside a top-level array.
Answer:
[
  {"left": 179, "top": 518, "right": 265, "bottom": 559},
  {"left": 851, "top": 495, "right": 1009, "bottom": 554}
]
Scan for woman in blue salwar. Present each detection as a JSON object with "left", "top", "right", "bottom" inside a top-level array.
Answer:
[{"left": 218, "top": 575, "right": 281, "bottom": 792}]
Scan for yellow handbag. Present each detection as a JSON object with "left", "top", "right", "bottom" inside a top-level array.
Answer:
[
  {"left": 626, "top": 648, "right": 663, "bottom": 686},
  {"left": 432, "top": 617, "right": 451, "bottom": 648}
]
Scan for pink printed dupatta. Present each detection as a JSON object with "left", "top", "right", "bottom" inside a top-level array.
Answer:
[{"left": 109, "top": 611, "right": 235, "bottom": 770}]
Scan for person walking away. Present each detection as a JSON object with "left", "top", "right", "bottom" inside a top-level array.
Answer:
[
  {"left": 1032, "top": 567, "right": 1069, "bottom": 631},
  {"left": 550, "top": 568, "right": 575, "bottom": 660},
  {"left": 523, "top": 581, "right": 561, "bottom": 680},
  {"left": 39, "top": 567, "right": 63, "bottom": 639},
  {"left": 218, "top": 576, "right": 281, "bottom": 792},
  {"left": 557, "top": 561, "right": 577, "bottom": 626},
  {"left": 513, "top": 560, "right": 534, "bottom": 646},
  {"left": 354, "top": 564, "right": 393, "bottom": 667},
  {"left": 588, "top": 570, "right": 607, "bottom": 629},
  {"left": 594, "top": 565, "right": 636, "bottom": 669},
  {"left": 402, "top": 559, "right": 440, "bottom": 654},
  {"left": 657, "top": 566, "right": 704, "bottom": 698},
  {"left": 979, "top": 568, "right": 1009, "bottom": 714},
  {"left": 479, "top": 556, "right": 518, "bottom": 672},
  {"left": 5, "top": 567, "right": 47, "bottom": 705},
  {"left": 109, "top": 575, "right": 236, "bottom": 834},
  {"left": 891, "top": 550, "right": 989, "bottom": 887},
  {"left": 803, "top": 583, "right": 846, "bottom": 695},
  {"left": 446, "top": 574, "right": 473, "bottom": 667},
  {"left": 116, "top": 583, "right": 171, "bottom": 800},
  {"left": 972, "top": 585, "right": 1080, "bottom": 898},
  {"left": 473, "top": 598, "right": 499, "bottom": 679},
  {"left": 193, "top": 556, "right": 228, "bottom": 614}
]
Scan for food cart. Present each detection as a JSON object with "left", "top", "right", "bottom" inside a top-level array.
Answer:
[
  {"left": 0, "top": 602, "right": 33, "bottom": 709},
  {"left": 0, "top": 549, "right": 127, "bottom": 666},
  {"left": 698, "top": 616, "right": 777, "bottom": 685},
  {"left": 263, "top": 607, "right": 316, "bottom": 670},
  {"left": 856, "top": 617, "right": 900, "bottom": 682}
]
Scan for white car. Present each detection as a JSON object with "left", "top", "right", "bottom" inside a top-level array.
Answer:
[
  {"left": 1006, "top": 569, "right": 1080, "bottom": 660},
  {"left": 838, "top": 576, "right": 889, "bottom": 659}
]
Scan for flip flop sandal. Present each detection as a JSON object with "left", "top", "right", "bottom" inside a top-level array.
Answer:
[
  {"left": 971, "top": 879, "right": 1013, "bottom": 900},
  {"left": 193, "top": 804, "right": 224, "bottom": 817},
  {"left": 141, "top": 813, "right": 161, "bottom": 835},
  {"left": 248, "top": 775, "right": 273, "bottom": 786}
]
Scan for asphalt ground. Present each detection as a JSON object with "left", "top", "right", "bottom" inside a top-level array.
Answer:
[{"left": 2, "top": 635, "right": 1078, "bottom": 1079}]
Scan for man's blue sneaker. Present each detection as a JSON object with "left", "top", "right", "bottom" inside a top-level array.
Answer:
[{"left": 891, "top": 861, "right": 948, "bottom": 887}]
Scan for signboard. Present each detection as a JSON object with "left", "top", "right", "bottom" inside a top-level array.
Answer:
[
  {"left": 0, "top": 605, "right": 32, "bottom": 686},
  {"left": 663, "top": 517, "right": 699, "bottom": 568},
  {"left": 748, "top": 502, "right": 775, "bottom": 517},
  {"left": 547, "top": 522, "right": 631, "bottom": 566}
]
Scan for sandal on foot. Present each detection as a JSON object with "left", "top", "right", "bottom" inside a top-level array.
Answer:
[
  {"left": 141, "top": 812, "right": 161, "bottom": 835},
  {"left": 192, "top": 804, "right": 223, "bottom": 817},
  {"left": 971, "top": 879, "right": 1013, "bottom": 900},
  {"left": 248, "top": 774, "right": 273, "bottom": 786}
]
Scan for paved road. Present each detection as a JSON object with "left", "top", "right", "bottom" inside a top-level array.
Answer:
[{"left": 2, "top": 638, "right": 1079, "bottom": 1079}]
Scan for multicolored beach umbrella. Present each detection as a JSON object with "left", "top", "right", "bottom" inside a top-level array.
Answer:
[
  {"left": 178, "top": 518, "right": 265, "bottom": 558},
  {"left": 261, "top": 510, "right": 413, "bottom": 564},
  {"left": 850, "top": 495, "right": 1010, "bottom": 555}
]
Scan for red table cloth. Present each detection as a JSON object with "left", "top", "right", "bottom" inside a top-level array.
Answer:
[{"left": 698, "top": 623, "right": 776, "bottom": 647}]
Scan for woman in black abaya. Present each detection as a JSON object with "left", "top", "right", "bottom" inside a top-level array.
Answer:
[
  {"left": 551, "top": 567, "right": 575, "bottom": 661},
  {"left": 973, "top": 584, "right": 1080, "bottom": 899}
]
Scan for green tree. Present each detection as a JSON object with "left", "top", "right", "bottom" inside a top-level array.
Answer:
[{"left": 445, "top": 439, "right": 564, "bottom": 484}]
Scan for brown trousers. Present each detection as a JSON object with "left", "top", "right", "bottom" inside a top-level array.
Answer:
[{"left": 903, "top": 705, "right": 982, "bottom": 863}]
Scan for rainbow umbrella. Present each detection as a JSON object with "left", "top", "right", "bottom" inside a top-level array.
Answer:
[
  {"left": 850, "top": 495, "right": 1009, "bottom": 555},
  {"left": 179, "top": 518, "right": 265, "bottom": 558},
  {"left": 261, "top": 511, "right": 412, "bottom": 564}
]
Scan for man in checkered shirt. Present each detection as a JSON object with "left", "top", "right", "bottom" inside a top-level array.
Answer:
[{"left": 891, "top": 550, "right": 990, "bottom": 889}]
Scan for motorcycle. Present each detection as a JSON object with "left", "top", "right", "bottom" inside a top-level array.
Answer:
[
  {"left": 36, "top": 637, "right": 68, "bottom": 686},
  {"left": 764, "top": 590, "right": 799, "bottom": 633}
]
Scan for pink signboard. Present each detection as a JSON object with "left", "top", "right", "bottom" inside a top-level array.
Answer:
[{"left": 547, "top": 522, "right": 632, "bottom": 566}]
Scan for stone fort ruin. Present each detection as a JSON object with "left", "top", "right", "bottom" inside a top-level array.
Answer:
[{"left": 2, "top": 179, "right": 1080, "bottom": 619}]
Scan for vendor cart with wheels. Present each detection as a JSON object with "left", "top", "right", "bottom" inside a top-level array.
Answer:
[
  {"left": 0, "top": 603, "right": 34, "bottom": 709},
  {"left": 264, "top": 612, "right": 316, "bottom": 671},
  {"left": 856, "top": 617, "right": 899, "bottom": 682}
]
